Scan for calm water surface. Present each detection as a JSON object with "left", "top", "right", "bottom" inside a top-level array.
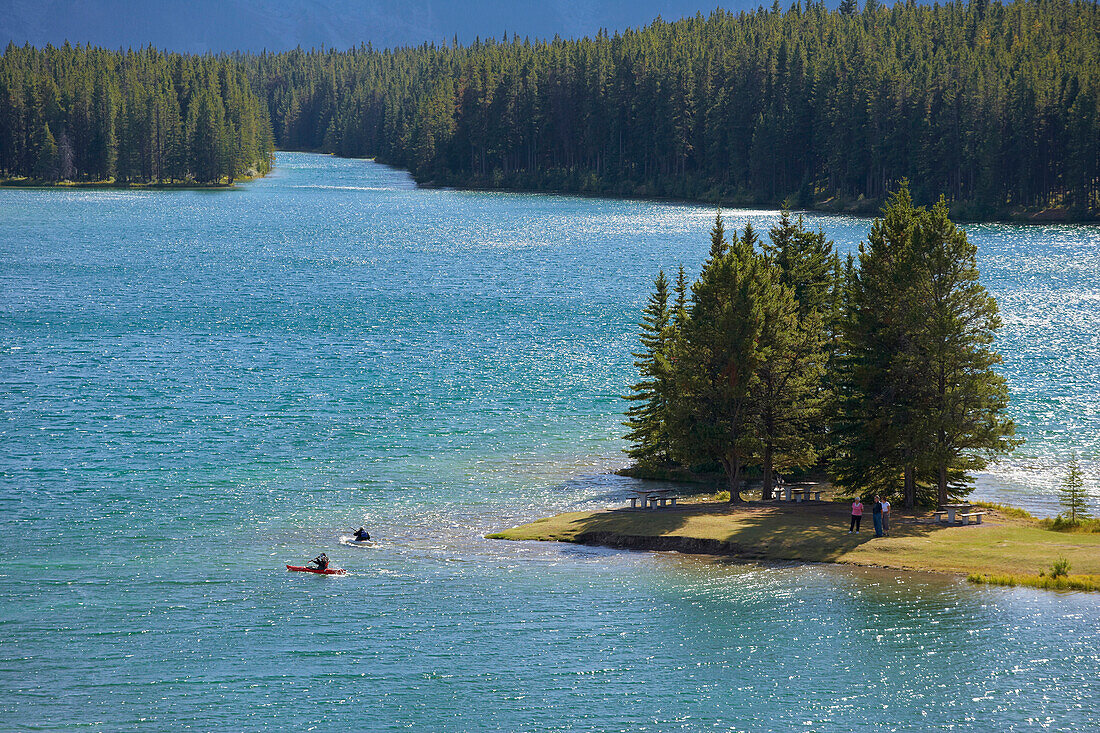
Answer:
[{"left": 1, "top": 153, "right": 1097, "bottom": 730}]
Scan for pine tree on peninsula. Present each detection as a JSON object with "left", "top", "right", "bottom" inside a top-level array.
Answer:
[
  {"left": 624, "top": 270, "right": 675, "bottom": 467},
  {"left": 672, "top": 265, "right": 689, "bottom": 331},
  {"left": 909, "top": 197, "right": 1019, "bottom": 505},
  {"left": 834, "top": 182, "right": 1018, "bottom": 506},
  {"left": 752, "top": 211, "right": 835, "bottom": 500},
  {"left": 1059, "top": 455, "right": 1091, "bottom": 525},
  {"left": 833, "top": 184, "right": 934, "bottom": 507},
  {"left": 667, "top": 219, "right": 780, "bottom": 502},
  {"left": 707, "top": 211, "right": 727, "bottom": 263}
]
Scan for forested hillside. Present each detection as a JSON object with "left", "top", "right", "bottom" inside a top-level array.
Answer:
[
  {"left": 247, "top": 0, "right": 1100, "bottom": 217},
  {"left": 0, "top": 44, "right": 273, "bottom": 184},
  {"left": 2, "top": 1, "right": 1097, "bottom": 212}
]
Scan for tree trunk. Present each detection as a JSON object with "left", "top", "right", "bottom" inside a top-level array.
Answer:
[
  {"left": 937, "top": 464, "right": 949, "bottom": 507},
  {"left": 761, "top": 443, "right": 774, "bottom": 501},
  {"left": 721, "top": 453, "right": 744, "bottom": 503},
  {"left": 903, "top": 465, "right": 915, "bottom": 509}
]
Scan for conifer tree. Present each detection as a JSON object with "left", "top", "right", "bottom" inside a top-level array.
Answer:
[
  {"left": 624, "top": 271, "right": 674, "bottom": 466},
  {"left": 832, "top": 183, "right": 932, "bottom": 506},
  {"left": 753, "top": 211, "right": 835, "bottom": 499},
  {"left": 707, "top": 210, "right": 727, "bottom": 262},
  {"left": 834, "top": 183, "right": 1019, "bottom": 506},
  {"left": 909, "top": 196, "right": 1019, "bottom": 505},
  {"left": 187, "top": 87, "right": 228, "bottom": 183},
  {"left": 672, "top": 265, "right": 688, "bottom": 330},
  {"left": 33, "top": 122, "right": 59, "bottom": 181},
  {"left": 1059, "top": 454, "right": 1091, "bottom": 525},
  {"left": 751, "top": 264, "right": 813, "bottom": 499},
  {"left": 734, "top": 221, "right": 759, "bottom": 260},
  {"left": 90, "top": 72, "right": 117, "bottom": 181},
  {"left": 668, "top": 227, "right": 770, "bottom": 502}
]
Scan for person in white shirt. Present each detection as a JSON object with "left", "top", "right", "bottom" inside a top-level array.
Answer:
[{"left": 882, "top": 499, "right": 891, "bottom": 534}]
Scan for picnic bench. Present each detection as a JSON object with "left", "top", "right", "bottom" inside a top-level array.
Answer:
[
  {"left": 626, "top": 488, "right": 680, "bottom": 510},
  {"left": 934, "top": 504, "right": 986, "bottom": 525},
  {"left": 769, "top": 483, "right": 822, "bottom": 502}
]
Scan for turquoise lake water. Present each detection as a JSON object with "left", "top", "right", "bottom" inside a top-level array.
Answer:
[{"left": 1, "top": 152, "right": 1098, "bottom": 730}]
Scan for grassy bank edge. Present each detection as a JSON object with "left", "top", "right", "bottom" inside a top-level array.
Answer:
[
  {"left": 487, "top": 502, "right": 1100, "bottom": 592},
  {"left": 967, "top": 573, "right": 1100, "bottom": 592}
]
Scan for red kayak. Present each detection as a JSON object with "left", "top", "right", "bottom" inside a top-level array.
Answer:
[{"left": 286, "top": 564, "right": 346, "bottom": 575}]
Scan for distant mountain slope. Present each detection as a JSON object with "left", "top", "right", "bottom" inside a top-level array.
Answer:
[{"left": 0, "top": 0, "right": 768, "bottom": 52}]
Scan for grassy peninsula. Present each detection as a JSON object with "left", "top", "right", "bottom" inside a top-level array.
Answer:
[{"left": 489, "top": 499, "right": 1100, "bottom": 588}]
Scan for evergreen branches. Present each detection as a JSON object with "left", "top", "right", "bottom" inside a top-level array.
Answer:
[
  {"left": 245, "top": 0, "right": 1099, "bottom": 217},
  {"left": 1059, "top": 455, "right": 1093, "bottom": 525},
  {"left": 0, "top": 45, "right": 273, "bottom": 184},
  {"left": 626, "top": 194, "right": 1020, "bottom": 506},
  {"left": 5, "top": 1, "right": 1097, "bottom": 211}
]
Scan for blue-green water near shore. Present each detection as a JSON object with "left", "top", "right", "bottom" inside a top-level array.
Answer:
[{"left": 1, "top": 152, "right": 1097, "bottom": 731}]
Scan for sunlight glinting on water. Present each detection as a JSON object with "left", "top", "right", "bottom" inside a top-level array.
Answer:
[{"left": 1, "top": 153, "right": 1098, "bottom": 731}]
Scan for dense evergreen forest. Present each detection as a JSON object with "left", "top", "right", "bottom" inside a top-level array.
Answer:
[
  {"left": 624, "top": 184, "right": 1020, "bottom": 507},
  {"left": 2, "top": 0, "right": 1097, "bottom": 214},
  {"left": 0, "top": 45, "right": 273, "bottom": 184},
  {"left": 246, "top": 0, "right": 1100, "bottom": 218}
]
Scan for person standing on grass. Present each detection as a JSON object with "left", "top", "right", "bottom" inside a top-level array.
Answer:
[
  {"left": 872, "top": 496, "right": 884, "bottom": 537},
  {"left": 882, "top": 498, "right": 891, "bottom": 534},
  {"left": 849, "top": 498, "right": 864, "bottom": 533}
]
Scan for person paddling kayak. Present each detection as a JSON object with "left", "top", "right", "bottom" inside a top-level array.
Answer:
[
  {"left": 311, "top": 553, "right": 330, "bottom": 571},
  {"left": 353, "top": 527, "right": 371, "bottom": 542}
]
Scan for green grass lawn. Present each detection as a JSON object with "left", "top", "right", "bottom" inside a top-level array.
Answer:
[{"left": 489, "top": 501, "right": 1100, "bottom": 579}]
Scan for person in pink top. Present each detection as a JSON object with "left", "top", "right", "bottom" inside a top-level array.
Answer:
[{"left": 849, "top": 498, "right": 864, "bottom": 533}]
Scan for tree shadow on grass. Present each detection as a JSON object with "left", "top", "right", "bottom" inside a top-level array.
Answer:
[{"left": 563, "top": 500, "right": 946, "bottom": 563}]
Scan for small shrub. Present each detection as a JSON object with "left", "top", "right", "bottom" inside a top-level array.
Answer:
[
  {"left": 1050, "top": 557, "right": 1071, "bottom": 578},
  {"left": 1040, "top": 516, "right": 1100, "bottom": 533},
  {"left": 714, "top": 490, "right": 731, "bottom": 502},
  {"left": 969, "top": 573, "right": 1017, "bottom": 587}
]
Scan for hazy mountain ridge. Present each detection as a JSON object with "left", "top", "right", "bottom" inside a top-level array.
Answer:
[{"left": 1, "top": 0, "right": 766, "bottom": 52}]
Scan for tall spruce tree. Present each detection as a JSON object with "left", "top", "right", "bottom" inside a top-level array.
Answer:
[
  {"left": 624, "top": 270, "right": 674, "bottom": 466},
  {"left": 668, "top": 220, "right": 773, "bottom": 502},
  {"left": 33, "top": 122, "right": 59, "bottom": 181},
  {"left": 833, "top": 183, "right": 933, "bottom": 506},
  {"left": 835, "top": 183, "right": 1018, "bottom": 506},
  {"left": 32, "top": 122, "right": 59, "bottom": 180},
  {"left": 909, "top": 197, "right": 1019, "bottom": 505},
  {"left": 672, "top": 264, "right": 689, "bottom": 330},
  {"left": 753, "top": 211, "right": 835, "bottom": 499},
  {"left": 707, "top": 210, "right": 727, "bottom": 262}
]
